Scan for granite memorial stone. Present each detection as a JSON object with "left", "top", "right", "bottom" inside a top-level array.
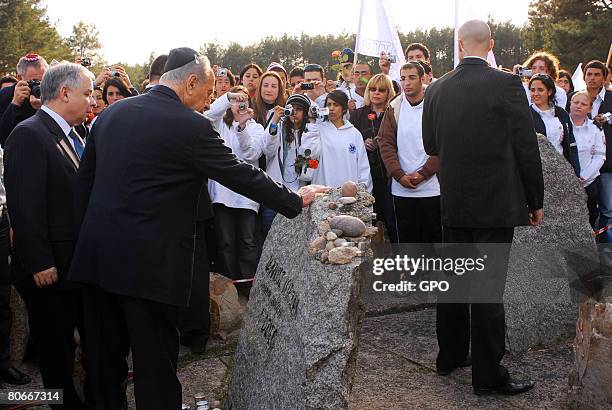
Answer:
[{"left": 227, "top": 186, "right": 374, "bottom": 409}]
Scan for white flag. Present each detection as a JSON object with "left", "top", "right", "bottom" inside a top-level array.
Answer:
[
  {"left": 453, "top": 0, "right": 497, "bottom": 68},
  {"left": 355, "top": 0, "right": 406, "bottom": 80},
  {"left": 572, "top": 63, "right": 587, "bottom": 92}
]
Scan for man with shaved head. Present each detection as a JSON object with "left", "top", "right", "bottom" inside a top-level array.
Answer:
[{"left": 422, "top": 20, "right": 543, "bottom": 396}]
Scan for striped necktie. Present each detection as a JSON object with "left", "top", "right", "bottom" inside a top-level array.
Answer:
[{"left": 68, "top": 129, "right": 84, "bottom": 159}]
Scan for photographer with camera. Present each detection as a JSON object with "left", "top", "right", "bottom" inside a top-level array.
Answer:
[
  {"left": 514, "top": 51, "right": 567, "bottom": 109},
  {"left": 0, "top": 53, "right": 48, "bottom": 146},
  {"left": 93, "top": 65, "right": 138, "bottom": 96},
  {"left": 292, "top": 64, "right": 328, "bottom": 109},
  {"left": 260, "top": 94, "right": 319, "bottom": 233},
  {"left": 214, "top": 67, "right": 235, "bottom": 99},
  {"left": 204, "top": 86, "right": 265, "bottom": 296},
  {"left": 102, "top": 77, "right": 134, "bottom": 106}
]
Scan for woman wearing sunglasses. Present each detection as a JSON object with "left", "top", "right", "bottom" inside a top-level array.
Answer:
[{"left": 349, "top": 74, "right": 397, "bottom": 239}]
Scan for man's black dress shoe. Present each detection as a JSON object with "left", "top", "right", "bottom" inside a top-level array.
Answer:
[
  {"left": 436, "top": 355, "right": 472, "bottom": 376},
  {"left": 0, "top": 366, "right": 31, "bottom": 385},
  {"left": 473, "top": 378, "right": 535, "bottom": 396}
]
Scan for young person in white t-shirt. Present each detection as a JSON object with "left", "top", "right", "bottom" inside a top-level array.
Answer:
[{"left": 378, "top": 62, "right": 441, "bottom": 243}]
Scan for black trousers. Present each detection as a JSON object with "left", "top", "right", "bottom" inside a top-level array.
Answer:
[
  {"left": 436, "top": 226, "right": 514, "bottom": 388},
  {"left": 585, "top": 179, "right": 599, "bottom": 229},
  {"left": 178, "top": 219, "right": 211, "bottom": 343},
  {"left": 82, "top": 286, "right": 180, "bottom": 410},
  {"left": 393, "top": 195, "right": 442, "bottom": 243},
  {"left": 213, "top": 204, "right": 258, "bottom": 281},
  {"left": 19, "top": 286, "right": 83, "bottom": 408},
  {"left": 0, "top": 212, "right": 11, "bottom": 369}
]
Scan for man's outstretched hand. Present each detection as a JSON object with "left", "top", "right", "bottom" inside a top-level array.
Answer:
[
  {"left": 298, "top": 185, "right": 331, "bottom": 208},
  {"left": 529, "top": 208, "right": 543, "bottom": 226}
]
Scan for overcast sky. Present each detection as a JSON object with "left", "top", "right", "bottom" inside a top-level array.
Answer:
[{"left": 44, "top": 0, "right": 531, "bottom": 64}]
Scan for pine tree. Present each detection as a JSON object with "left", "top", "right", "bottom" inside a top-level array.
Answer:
[{"left": 0, "top": 0, "right": 71, "bottom": 74}]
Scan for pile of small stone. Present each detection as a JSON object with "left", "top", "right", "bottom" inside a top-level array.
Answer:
[{"left": 309, "top": 181, "right": 378, "bottom": 264}]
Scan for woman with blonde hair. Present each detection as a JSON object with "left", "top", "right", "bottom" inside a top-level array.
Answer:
[{"left": 349, "top": 73, "right": 396, "bottom": 240}]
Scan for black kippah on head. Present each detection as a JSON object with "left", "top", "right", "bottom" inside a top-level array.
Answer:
[{"left": 163, "top": 47, "right": 201, "bottom": 73}]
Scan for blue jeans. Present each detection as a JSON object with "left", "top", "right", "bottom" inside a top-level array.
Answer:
[
  {"left": 260, "top": 206, "right": 278, "bottom": 237},
  {"left": 598, "top": 173, "right": 612, "bottom": 242}
]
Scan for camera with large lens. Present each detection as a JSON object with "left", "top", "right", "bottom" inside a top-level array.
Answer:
[
  {"left": 283, "top": 105, "right": 294, "bottom": 117},
  {"left": 27, "top": 79, "right": 42, "bottom": 99},
  {"left": 238, "top": 102, "right": 248, "bottom": 113}
]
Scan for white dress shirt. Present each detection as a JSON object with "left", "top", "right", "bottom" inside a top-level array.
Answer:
[
  {"left": 531, "top": 104, "right": 564, "bottom": 154},
  {"left": 572, "top": 118, "right": 606, "bottom": 187},
  {"left": 591, "top": 87, "right": 606, "bottom": 119},
  {"left": 524, "top": 84, "right": 567, "bottom": 110},
  {"left": 41, "top": 105, "right": 76, "bottom": 151}
]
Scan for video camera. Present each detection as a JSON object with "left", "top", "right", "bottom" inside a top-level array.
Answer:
[{"left": 310, "top": 106, "right": 329, "bottom": 118}]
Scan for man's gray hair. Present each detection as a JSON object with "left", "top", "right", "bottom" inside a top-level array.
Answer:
[
  {"left": 40, "top": 62, "right": 94, "bottom": 104},
  {"left": 160, "top": 55, "right": 211, "bottom": 85},
  {"left": 16, "top": 56, "right": 49, "bottom": 77}
]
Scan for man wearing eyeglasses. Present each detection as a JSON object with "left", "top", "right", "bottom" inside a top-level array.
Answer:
[{"left": 346, "top": 63, "right": 373, "bottom": 111}]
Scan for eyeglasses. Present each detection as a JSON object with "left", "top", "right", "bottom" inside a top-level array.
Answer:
[{"left": 368, "top": 87, "right": 388, "bottom": 93}]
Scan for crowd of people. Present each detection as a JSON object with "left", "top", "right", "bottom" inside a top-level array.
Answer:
[{"left": 0, "top": 18, "right": 610, "bottom": 408}]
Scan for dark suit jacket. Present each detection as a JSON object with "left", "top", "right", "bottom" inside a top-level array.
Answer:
[
  {"left": 68, "top": 85, "right": 303, "bottom": 307},
  {"left": 3, "top": 110, "right": 81, "bottom": 289},
  {"left": 0, "top": 83, "right": 36, "bottom": 147},
  {"left": 422, "top": 58, "right": 544, "bottom": 228},
  {"left": 597, "top": 89, "right": 612, "bottom": 173},
  {"left": 530, "top": 105, "right": 580, "bottom": 176}
]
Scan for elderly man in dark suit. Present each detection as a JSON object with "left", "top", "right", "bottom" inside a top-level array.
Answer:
[
  {"left": 422, "top": 20, "right": 544, "bottom": 395},
  {"left": 69, "top": 47, "right": 322, "bottom": 410},
  {"left": 4, "top": 62, "right": 95, "bottom": 408}
]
